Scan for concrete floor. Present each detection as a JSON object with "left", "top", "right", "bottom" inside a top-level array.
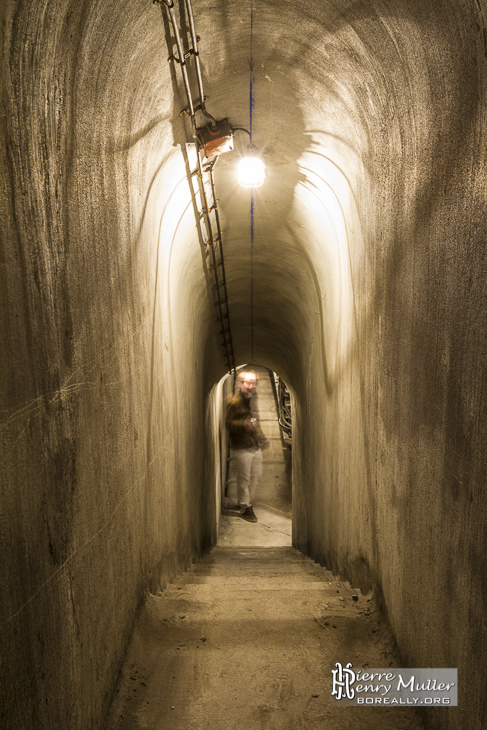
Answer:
[
  {"left": 219, "top": 506, "right": 292, "bottom": 547},
  {"left": 105, "top": 512, "right": 425, "bottom": 730}
]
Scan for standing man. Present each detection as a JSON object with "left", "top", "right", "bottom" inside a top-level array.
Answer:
[{"left": 225, "top": 369, "right": 269, "bottom": 522}]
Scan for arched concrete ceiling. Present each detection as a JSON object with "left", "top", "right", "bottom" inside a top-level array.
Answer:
[
  {"left": 5, "top": 0, "right": 483, "bottom": 394},
  {"left": 152, "top": 0, "right": 484, "bottom": 389},
  {"left": 151, "top": 0, "right": 381, "bottom": 388}
]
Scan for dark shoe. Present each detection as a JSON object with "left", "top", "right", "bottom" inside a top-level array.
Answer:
[{"left": 241, "top": 506, "right": 257, "bottom": 523}]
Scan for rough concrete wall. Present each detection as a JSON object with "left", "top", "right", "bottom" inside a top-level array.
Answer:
[
  {"left": 207, "top": 372, "right": 235, "bottom": 530},
  {"left": 289, "top": 4, "right": 487, "bottom": 730},
  {"left": 0, "top": 2, "right": 222, "bottom": 729}
]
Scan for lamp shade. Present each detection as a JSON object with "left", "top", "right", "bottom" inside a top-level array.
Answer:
[{"left": 238, "top": 156, "right": 266, "bottom": 187}]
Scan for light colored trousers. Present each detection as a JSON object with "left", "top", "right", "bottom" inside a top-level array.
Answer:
[{"left": 231, "top": 447, "right": 263, "bottom": 509}]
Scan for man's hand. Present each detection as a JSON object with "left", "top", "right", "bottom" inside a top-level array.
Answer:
[{"left": 245, "top": 417, "right": 257, "bottom": 432}]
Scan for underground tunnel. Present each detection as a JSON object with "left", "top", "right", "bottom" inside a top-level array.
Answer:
[{"left": 0, "top": 0, "right": 486, "bottom": 728}]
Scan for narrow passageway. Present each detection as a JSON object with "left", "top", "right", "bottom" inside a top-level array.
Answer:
[
  {"left": 105, "top": 513, "right": 424, "bottom": 730},
  {"left": 106, "top": 380, "right": 421, "bottom": 728},
  {"left": 252, "top": 367, "right": 292, "bottom": 518},
  {"left": 2, "top": 2, "right": 486, "bottom": 728},
  {"left": 224, "top": 366, "right": 292, "bottom": 519}
]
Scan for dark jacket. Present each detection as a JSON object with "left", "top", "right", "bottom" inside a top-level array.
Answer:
[{"left": 225, "top": 392, "right": 266, "bottom": 449}]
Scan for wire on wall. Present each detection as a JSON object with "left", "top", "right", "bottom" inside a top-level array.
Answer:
[{"left": 249, "top": 0, "right": 255, "bottom": 364}]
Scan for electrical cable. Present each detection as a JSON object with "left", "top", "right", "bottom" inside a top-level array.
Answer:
[{"left": 249, "top": 0, "right": 255, "bottom": 363}]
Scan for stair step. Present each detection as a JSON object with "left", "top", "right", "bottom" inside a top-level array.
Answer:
[
  {"left": 195, "top": 557, "right": 316, "bottom": 567},
  {"left": 199, "top": 547, "right": 312, "bottom": 560},
  {"left": 176, "top": 574, "right": 332, "bottom": 585},
  {"left": 193, "top": 558, "right": 322, "bottom": 567},
  {"left": 188, "top": 564, "right": 331, "bottom": 576},
  {"left": 163, "top": 583, "right": 338, "bottom": 595}
]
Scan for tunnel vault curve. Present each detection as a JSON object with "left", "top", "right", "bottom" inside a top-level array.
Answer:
[{"left": 1, "top": 1, "right": 486, "bottom": 729}]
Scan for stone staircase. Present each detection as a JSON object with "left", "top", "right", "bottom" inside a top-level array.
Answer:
[{"left": 106, "top": 544, "right": 424, "bottom": 730}]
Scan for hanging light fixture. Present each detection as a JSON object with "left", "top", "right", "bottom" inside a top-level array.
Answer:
[
  {"left": 195, "top": 122, "right": 265, "bottom": 186},
  {"left": 237, "top": 155, "right": 266, "bottom": 188},
  {"left": 232, "top": 127, "right": 266, "bottom": 188}
]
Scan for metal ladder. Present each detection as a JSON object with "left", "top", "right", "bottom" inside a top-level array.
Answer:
[{"left": 154, "top": 0, "right": 235, "bottom": 373}]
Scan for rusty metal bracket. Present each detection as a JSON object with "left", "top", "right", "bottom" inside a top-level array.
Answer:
[
  {"left": 168, "top": 46, "right": 201, "bottom": 65},
  {"left": 179, "top": 98, "right": 208, "bottom": 117}
]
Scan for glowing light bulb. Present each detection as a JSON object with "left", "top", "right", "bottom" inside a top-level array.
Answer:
[{"left": 237, "top": 156, "right": 266, "bottom": 187}]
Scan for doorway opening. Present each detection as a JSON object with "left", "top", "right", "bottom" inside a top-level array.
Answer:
[{"left": 217, "top": 365, "right": 292, "bottom": 547}]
